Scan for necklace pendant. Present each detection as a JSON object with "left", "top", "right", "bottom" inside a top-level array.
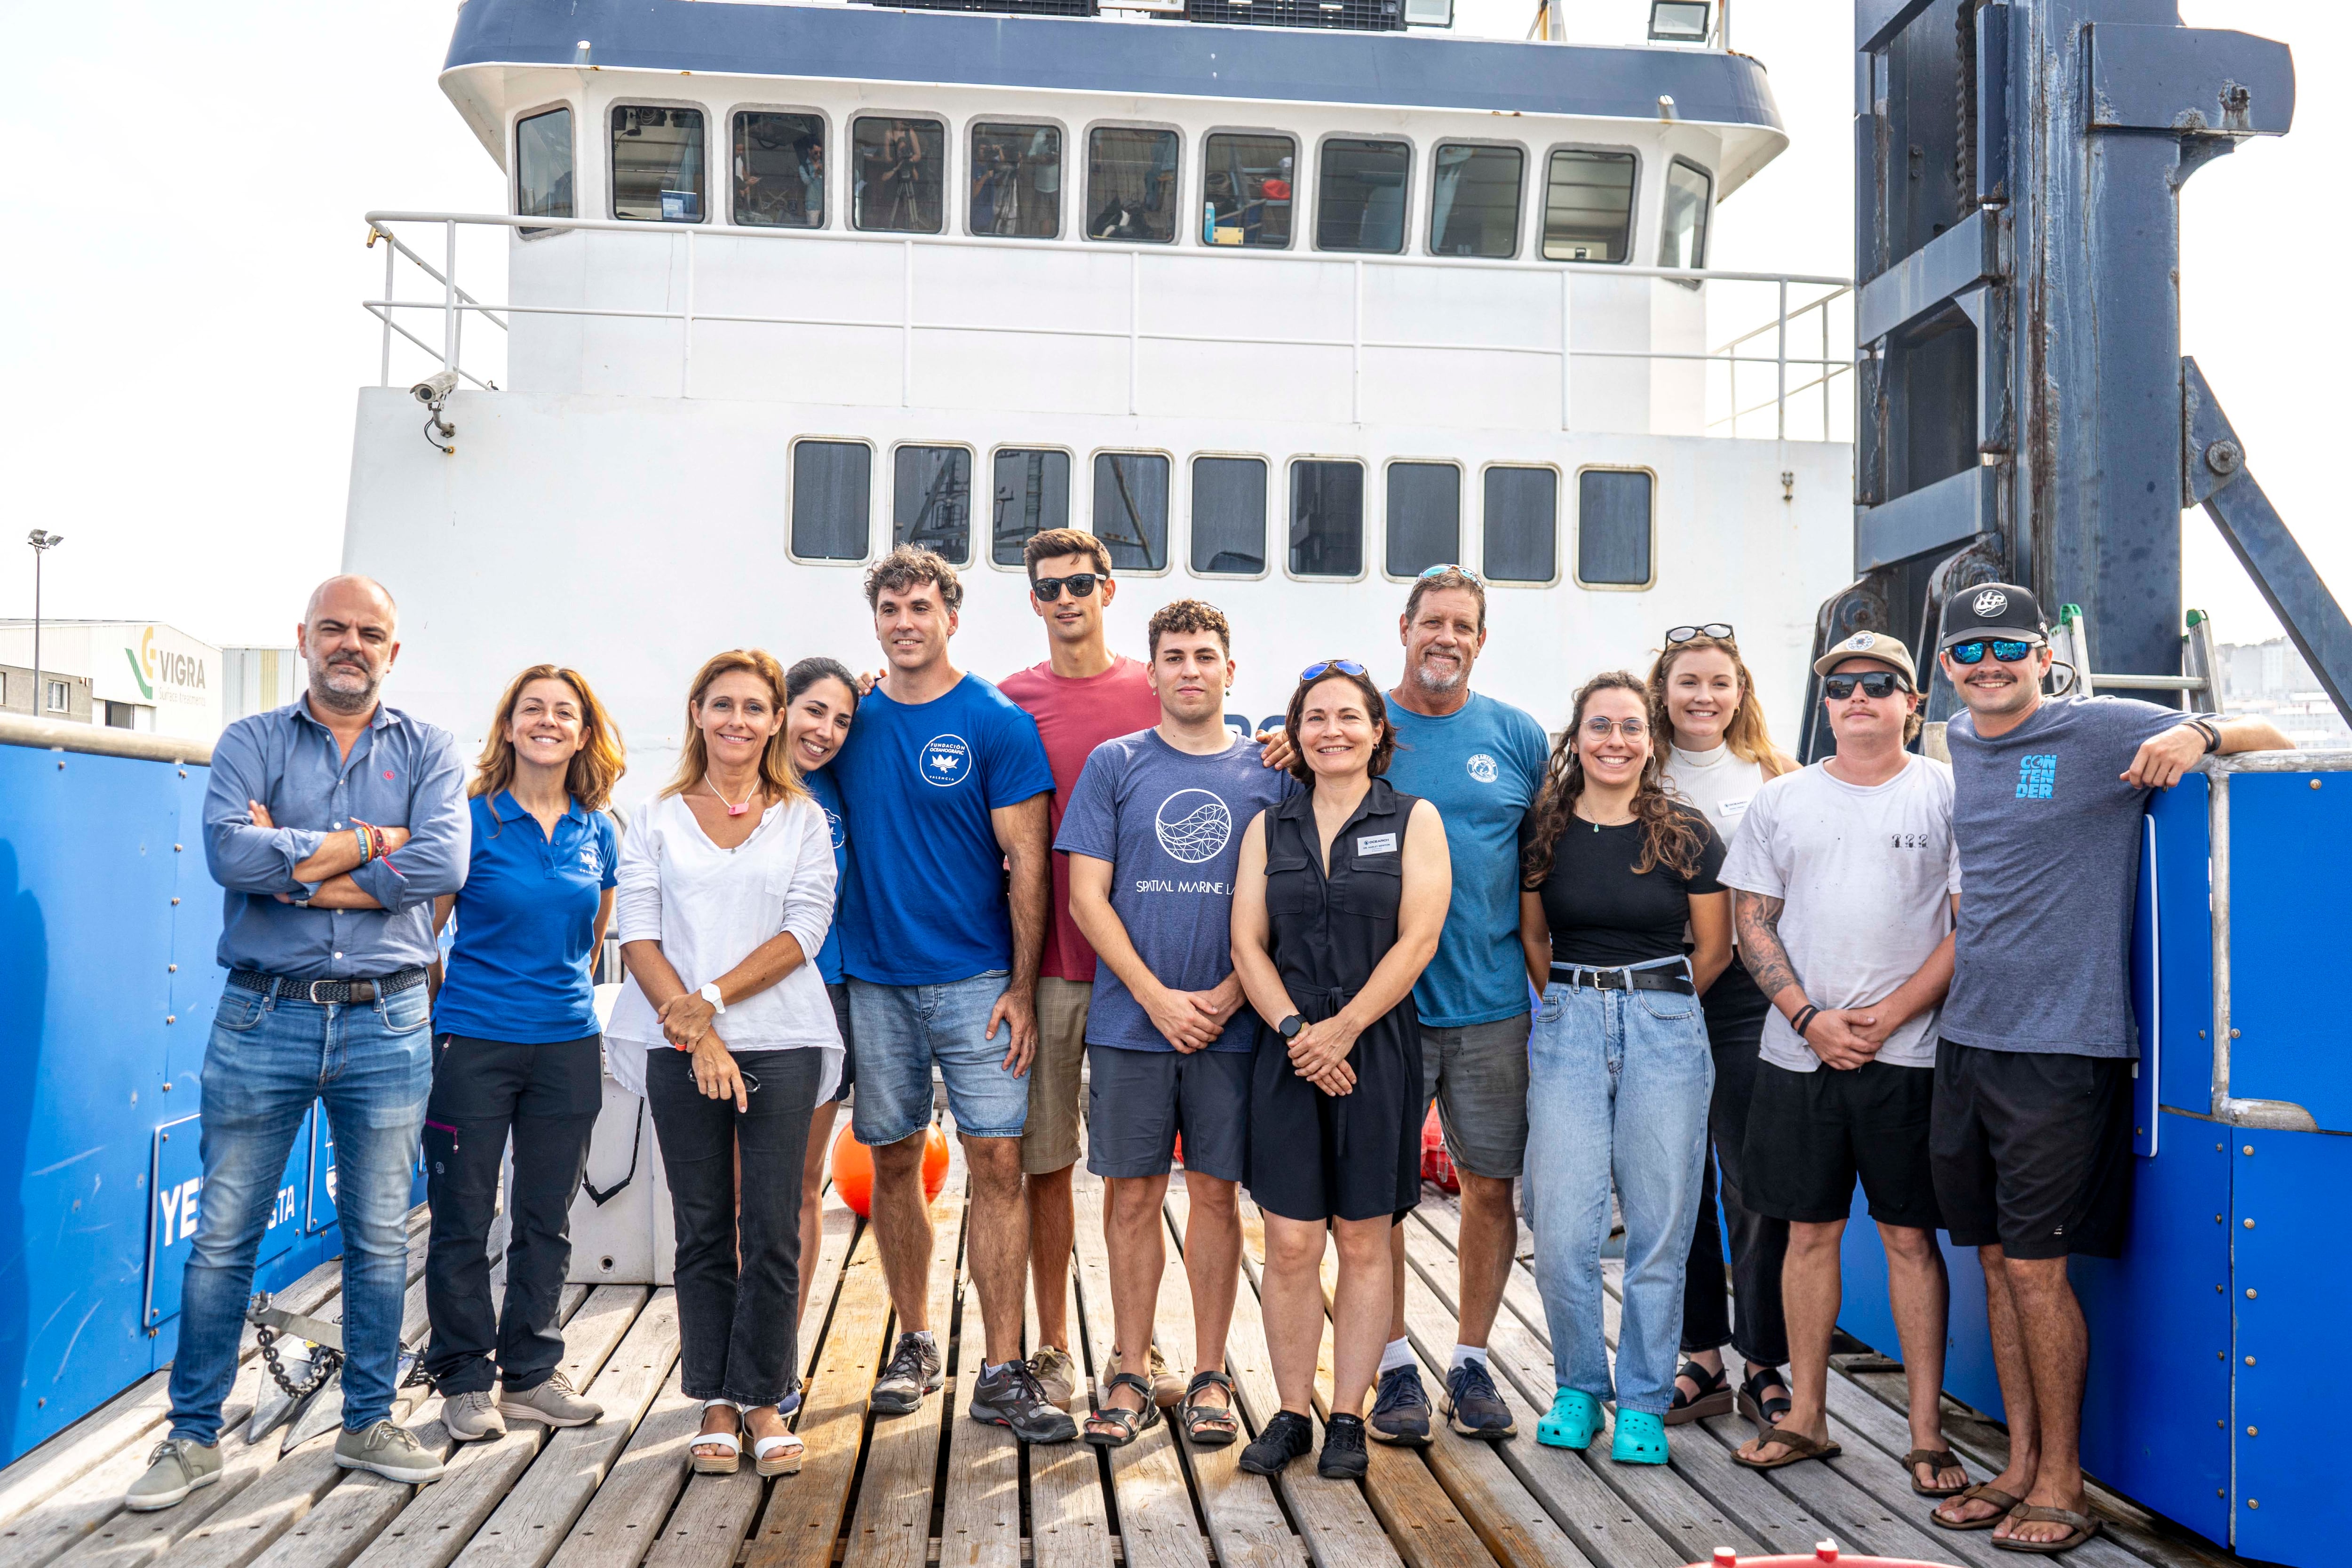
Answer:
[{"left": 723, "top": 800, "right": 749, "bottom": 817}]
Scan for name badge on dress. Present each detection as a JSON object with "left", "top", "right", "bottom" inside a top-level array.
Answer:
[
  {"left": 1718, "top": 797, "right": 1751, "bottom": 820},
  {"left": 1355, "top": 833, "right": 1398, "bottom": 856}
]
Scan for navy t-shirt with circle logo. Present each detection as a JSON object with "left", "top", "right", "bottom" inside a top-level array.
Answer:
[
  {"left": 829, "top": 673, "right": 1055, "bottom": 986},
  {"left": 434, "top": 790, "right": 620, "bottom": 1043},
  {"left": 802, "top": 765, "right": 850, "bottom": 985}
]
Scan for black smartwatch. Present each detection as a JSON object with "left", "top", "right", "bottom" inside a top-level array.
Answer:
[{"left": 1279, "top": 1013, "right": 1306, "bottom": 1041}]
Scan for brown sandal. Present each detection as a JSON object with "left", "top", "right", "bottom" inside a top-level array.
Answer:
[
  {"left": 1179, "top": 1370, "right": 1240, "bottom": 1449},
  {"left": 1905, "top": 1447, "right": 1970, "bottom": 1497},
  {"left": 1992, "top": 1505, "right": 2101, "bottom": 1554},
  {"left": 1731, "top": 1426, "right": 1842, "bottom": 1470},
  {"left": 1932, "top": 1483, "right": 2025, "bottom": 1531}
]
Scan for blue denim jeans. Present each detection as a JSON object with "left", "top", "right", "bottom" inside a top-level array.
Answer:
[
  {"left": 847, "top": 972, "right": 1027, "bottom": 1146},
  {"left": 1523, "top": 975, "right": 1713, "bottom": 1416},
  {"left": 167, "top": 981, "right": 432, "bottom": 1444}
]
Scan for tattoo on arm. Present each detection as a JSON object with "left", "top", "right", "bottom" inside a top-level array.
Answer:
[{"left": 1736, "top": 892, "right": 1802, "bottom": 1006}]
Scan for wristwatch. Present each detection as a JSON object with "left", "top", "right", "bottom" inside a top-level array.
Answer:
[
  {"left": 1279, "top": 1013, "right": 1305, "bottom": 1041},
  {"left": 699, "top": 982, "right": 727, "bottom": 1015}
]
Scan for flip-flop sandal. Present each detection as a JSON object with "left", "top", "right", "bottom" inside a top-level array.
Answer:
[
  {"left": 691, "top": 1400, "right": 744, "bottom": 1475},
  {"left": 1179, "top": 1370, "right": 1240, "bottom": 1449},
  {"left": 1992, "top": 1505, "right": 2101, "bottom": 1555},
  {"left": 1905, "top": 1447, "right": 1970, "bottom": 1497},
  {"left": 1665, "top": 1360, "right": 1733, "bottom": 1426},
  {"left": 1082, "top": 1372, "right": 1162, "bottom": 1449},
  {"left": 1932, "top": 1483, "right": 2026, "bottom": 1531},
  {"left": 1736, "top": 1367, "right": 1793, "bottom": 1431},
  {"left": 1732, "top": 1425, "right": 1843, "bottom": 1470}
]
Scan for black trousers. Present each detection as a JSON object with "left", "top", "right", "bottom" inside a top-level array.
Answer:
[
  {"left": 646, "top": 1046, "right": 824, "bottom": 1407},
  {"left": 423, "top": 1033, "right": 603, "bottom": 1396},
  {"left": 1680, "top": 967, "right": 1790, "bottom": 1368}
]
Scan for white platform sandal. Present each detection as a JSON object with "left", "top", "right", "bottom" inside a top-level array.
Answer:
[
  {"left": 750, "top": 1422, "right": 805, "bottom": 1477},
  {"left": 691, "top": 1400, "right": 743, "bottom": 1475}
]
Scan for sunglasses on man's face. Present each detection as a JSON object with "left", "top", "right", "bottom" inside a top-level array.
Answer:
[
  {"left": 1665, "top": 622, "right": 1736, "bottom": 645},
  {"left": 1947, "top": 638, "right": 2038, "bottom": 666},
  {"left": 1301, "top": 659, "right": 1368, "bottom": 681},
  {"left": 1822, "top": 671, "right": 1911, "bottom": 701},
  {"left": 1031, "top": 573, "right": 1102, "bottom": 602}
]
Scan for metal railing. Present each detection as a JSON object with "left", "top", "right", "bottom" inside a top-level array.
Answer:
[{"left": 363, "top": 210, "right": 1852, "bottom": 438}]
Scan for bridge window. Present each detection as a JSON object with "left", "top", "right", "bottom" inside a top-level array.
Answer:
[
  {"left": 853, "top": 116, "right": 946, "bottom": 233},
  {"left": 516, "top": 108, "right": 573, "bottom": 223},
  {"left": 1317, "top": 138, "right": 1410, "bottom": 254},
  {"left": 1430, "top": 144, "right": 1520, "bottom": 258},
  {"left": 1542, "top": 148, "right": 1634, "bottom": 262},
  {"left": 1086, "top": 128, "right": 1179, "bottom": 244},
  {"left": 1484, "top": 466, "right": 1557, "bottom": 583},
  {"left": 991, "top": 449, "right": 1072, "bottom": 565},
  {"left": 1384, "top": 462, "right": 1461, "bottom": 578},
  {"left": 612, "top": 105, "right": 706, "bottom": 223},
  {"left": 1094, "top": 454, "right": 1170, "bottom": 571},
  {"left": 791, "top": 441, "right": 871, "bottom": 562},
  {"left": 733, "top": 112, "right": 824, "bottom": 228},
  {"left": 969, "top": 123, "right": 1061, "bottom": 239},
  {"left": 1203, "top": 133, "right": 1295, "bottom": 248},
  {"left": 1191, "top": 457, "right": 1267, "bottom": 575},
  {"left": 1576, "top": 468, "right": 1653, "bottom": 587},
  {"left": 1289, "top": 460, "right": 1365, "bottom": 577},
  {"left": 1660, "top": 157, "right": 1712, "bottom": 270},
  {"left": 894, "top": 445, "right": 973, "bottom": 563}
]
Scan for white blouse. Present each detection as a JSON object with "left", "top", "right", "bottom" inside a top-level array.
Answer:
[{"left": 605, "top": 789, "right": 841, "bottom": 1099}]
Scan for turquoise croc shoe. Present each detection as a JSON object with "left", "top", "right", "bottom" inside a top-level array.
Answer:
[
  {"left": 1611, "top": 1409, "right": 1668, "bottom": 1465},
  {"left": 1536, "top": 1389, "right": 1604, "bottom": 1450}
]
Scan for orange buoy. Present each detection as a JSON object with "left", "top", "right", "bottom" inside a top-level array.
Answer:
[{"left": 829, "top": 1123, "right": 951, "bottom": 1218}]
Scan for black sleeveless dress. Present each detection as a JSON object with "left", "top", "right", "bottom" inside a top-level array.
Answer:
[{"left": 1245, "top": 778, "right": 1425, "bottom": 1224}]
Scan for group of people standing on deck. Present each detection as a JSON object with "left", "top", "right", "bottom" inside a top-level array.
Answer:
[{"left": 133, "top": 557, "right": 2289, "bottom": 1557}]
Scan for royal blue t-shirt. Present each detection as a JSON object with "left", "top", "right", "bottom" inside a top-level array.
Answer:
[
  {"left": 831, "top": 673, "right": 1056, "bottom": 986},
  {"left": 803, "top": 765, "right": 850, "bottom": 986},
  {"left": 1055, "top": 731, "right": 1295, "bottom": 1052},
  {"left": 1383, "top": 692, "right": 1551, "bottom": 1027},
  {"left": 434, "top": 791, "right": 619, "bottom": 1043}
]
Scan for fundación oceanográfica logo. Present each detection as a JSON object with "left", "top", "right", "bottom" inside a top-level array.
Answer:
[
  {"left": 920, "top": 735, "right": 971, "bottom": 788},
  {"left": 1155, "top": 789, "right": 1233, "bottom": 864},
  {"left": 1465, "top": 753, "right": 1500, "bottom": 784}
]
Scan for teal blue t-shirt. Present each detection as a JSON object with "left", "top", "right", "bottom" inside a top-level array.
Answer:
[{"left": 1383, "top": 692, "right": 1551, "bottom": 1027}]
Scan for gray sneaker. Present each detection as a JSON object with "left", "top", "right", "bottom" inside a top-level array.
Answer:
[
  {"left": 124, "top": 1438, "right": 221, "bottom": 1512},
  {"left": 334, "top": 1420, "right": 447, "bottom": 1483},
  {"left": 499, "top": 1371, "right": 602, "bottom": 1428},
  {"left": 443, "top": 1390, "right": 508, "bottom": 1443}
]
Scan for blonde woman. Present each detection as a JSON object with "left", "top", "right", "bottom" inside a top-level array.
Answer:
[
  {"left": 1646, "top": 625, "right": 1800, "bottom": 1437},
  {"left": 610, "top": 651, "right": 842, "bottom": 1478},
  {"left": 425, "top": 665, "right": 626, "bottom": 1441}
]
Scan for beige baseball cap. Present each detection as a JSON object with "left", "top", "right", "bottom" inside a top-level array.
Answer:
[{"left": 1812, "top": 629, "right": 1919, "bottom": 685}]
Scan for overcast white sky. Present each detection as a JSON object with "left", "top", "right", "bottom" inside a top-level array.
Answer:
[{"left": 0, "top": 0, "right": 2341, "bottom": 652}]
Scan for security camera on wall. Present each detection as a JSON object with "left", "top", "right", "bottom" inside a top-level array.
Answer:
[{"left": 410, "top": 369, "right": 459, "bottom": 406}]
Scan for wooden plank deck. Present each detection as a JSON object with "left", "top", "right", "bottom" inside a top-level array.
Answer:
[{"left": 0, "top": 1135, "right": 2256, "bottom": 1568}]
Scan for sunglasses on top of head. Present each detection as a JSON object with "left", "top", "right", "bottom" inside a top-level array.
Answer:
[
  {"left": 1300, "top": 659, "right": 1368, "bottom": 681},
  {"left": 1030, "top": 573, "right": 1103, "bottom": 602},
  {"left": 1822, "top": 671, "right": 1912, "bottom": 700},
  {"left": 1946, "top": 638, "right": 2040, "bottom": 665},
  {"left": 1417, "top": 563, "right": 1485, "bottom": 585},
  {"left": 1665, "top": 622, "right": 1736, "bottom": 645}
]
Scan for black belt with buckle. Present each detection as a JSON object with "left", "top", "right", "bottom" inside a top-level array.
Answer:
[
  {"left": 1549, "top": 963, "right": 1695, "bottom": 995},
  {"left": 230, "top": 967, "right": 429, "bottom": 1005}
]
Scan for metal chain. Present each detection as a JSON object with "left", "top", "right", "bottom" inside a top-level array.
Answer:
[{"left": 255, "top": 1321, "right": 341, "bottom": 1400}]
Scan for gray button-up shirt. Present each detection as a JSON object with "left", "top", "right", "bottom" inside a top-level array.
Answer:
[{"left": 202, "top": 698, "right": 469, "bottom": 979}]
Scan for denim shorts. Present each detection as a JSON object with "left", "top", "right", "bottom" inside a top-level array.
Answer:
[{"left": 848, "top": 972, "right": 1028, "bottom": 1145}]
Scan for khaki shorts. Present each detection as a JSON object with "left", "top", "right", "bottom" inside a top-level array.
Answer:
[{"left": 1021, "top": 977, "right": 1090, "bottom": 1175}]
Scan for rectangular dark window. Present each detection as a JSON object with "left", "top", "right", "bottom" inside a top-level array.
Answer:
[
  {"left": 1384, "top": 463, "right": 1460, "bottom": 578},
  {"left": 1316, "top": 138, "right": 1411, "bottom": 254},
  {"left": 970, "top": 123, "right": 1061, "bottom": 238},
  {"left": 1483, "top": 467, "right": 1557, "bottom": 583},
  {"left": 991, "top": 449, "right": 1071, "bottom": 565},
  {"left": 516, "top": 108, "right": 574, "bottom": 222},
  {"left": 1661, "top": 157, "right": 1712, "bottom": 271},
  {"left": 1289, "top": 461, "right": 1364, "bottom": 577},
  {"left": 853, "top": 117, "right": 945, "bottom": 233},
  {"left": 1093, "top": 454, "right": 1170, "bottom": 571},
  {"left": 1576, "top": 469, "right": 1653, "bottom": 586},
  {"left": 1202, "top": 133, "right": 1295, "bottom": 248},
  {"left": 791, "top": 441, "right": 870, "bottom": 561},
  {"left": 1543, "top": 148, "right": 1635, "bottom": 262},
  {"left": 1430, "top": 143, "right": 1521, "bottom": 258},
  {"left": 894, "top": 446, "right": 973, "bottom": 563},
  {"left": 1191, "top": 457, "right": 1267, "bottom": 575},
  {"left": 612, "top": 105, "right": 705, "bottom": 223},
  {"left": 733, "top": 111, "right": 824, "bottom": 228},
  {"left": 1086, "top": 128, "right": 1179, "bottom": 244}
]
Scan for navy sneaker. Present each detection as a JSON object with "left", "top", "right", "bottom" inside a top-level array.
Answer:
[
  {"left": 1442, "top": 1359, "right": 1516, "bottom": 1441},
  {"left": 1367, "top": 1364, "right": 1432, "bottom": 1447},
  {"left": 1238, "top": 1409, "right": 1315, "bottom": 1475},
  {"left": 1319, "top": 1412, "right": 1370, "bottom": 1479}
]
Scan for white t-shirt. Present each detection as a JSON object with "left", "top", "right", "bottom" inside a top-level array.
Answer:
[
  {"left": 1665, "top": 743, "right": 1766, "bottom": 850},
  {"left": 1717, "top": 755, "right": 1961, "bottom": 1072}
]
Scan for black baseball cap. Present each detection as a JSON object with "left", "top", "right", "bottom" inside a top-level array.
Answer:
[{"left": 1938, "top": 582, "right": 2047, "bottom": 651}]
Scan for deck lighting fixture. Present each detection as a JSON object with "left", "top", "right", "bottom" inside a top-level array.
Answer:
[
  {"left": 1647, "top": 0, "right": 1711, "bottom": 43},
  {"left": 26, "top": 529, "right": 62, "bottom": 720}
]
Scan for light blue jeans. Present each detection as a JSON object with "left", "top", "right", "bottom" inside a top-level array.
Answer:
[
  {"left": 848, "top": 971, "right": 1026, "bottom": 1146},
  {"left": 167, "top": 981, "right": 431, "bottom": 1445},
  {"left": 1523, "top": 973, "right": 1713, "bottom": 1416}
]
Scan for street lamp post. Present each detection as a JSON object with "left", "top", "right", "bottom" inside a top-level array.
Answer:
[{"left": 27, "top": 530, "right": 63, "bottom": 719}]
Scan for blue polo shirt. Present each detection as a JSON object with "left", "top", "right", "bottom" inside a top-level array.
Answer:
[
  {"left": 435, "top": 791, "right": 620, "bottom": 1043},
  {"left": 803, "top": 765, "right": 850, "bottom": 985}
]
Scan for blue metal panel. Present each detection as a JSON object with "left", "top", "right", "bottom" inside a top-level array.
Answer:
[
  {"left": 144, "top": 1111, "right": 313, "bottom": 1328},
  {"left": 2145, "top": 776, "right": 2214, "bottom": 1118},
  {"left": 2224, "top": 772, "right": 2352, "bottom": 1131}
]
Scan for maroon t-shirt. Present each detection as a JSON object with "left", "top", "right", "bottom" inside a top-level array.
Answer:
[{"left": 997, "top": 655, "right": 1162, "bottom": 983}]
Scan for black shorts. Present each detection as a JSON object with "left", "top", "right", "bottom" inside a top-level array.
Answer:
[
  {"left": 1086, "top": 1043, "right": 1251, "bottom": 1182},
  {"left": 1928, "top": 1038, "right": 2133, "bottom": 1261},
  {"left": 1741, "top": 1058, "right": 1941, "bottom": 1229},
  {"left": 826, "top": 981, "right": 857, "bottom": 1104}
]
